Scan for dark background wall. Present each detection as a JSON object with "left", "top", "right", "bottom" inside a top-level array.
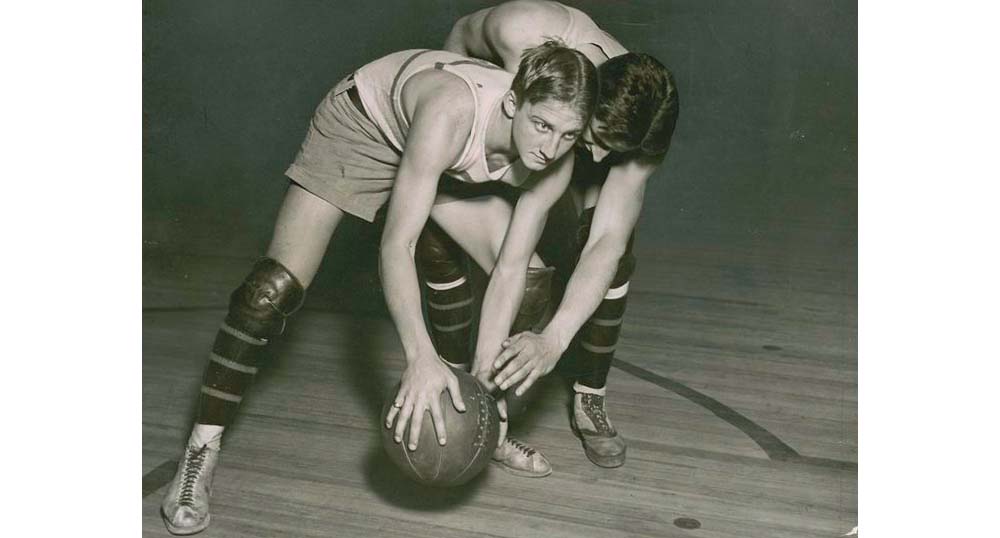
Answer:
[{"left": 143, "top": 0, "right": 857, "bottom": 308}]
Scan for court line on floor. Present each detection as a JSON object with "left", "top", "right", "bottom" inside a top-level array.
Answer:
[
  {"left": 612, "top": 358, "right": 856, "bottom": 472},
  {"left": 143, "top": 460, "right": 179, "bottom": 498},
  {"left": 141, "top": 306, "right": 855, "bottom": 499}
]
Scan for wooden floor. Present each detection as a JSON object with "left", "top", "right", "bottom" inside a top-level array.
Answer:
[{"left": 142, "top": 226, "right": 857, "bottom": 537}]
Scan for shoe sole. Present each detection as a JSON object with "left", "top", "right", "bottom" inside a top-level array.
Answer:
[
  {"left": 571, "top": 421, "right": 627, "bottom": 468},
  {"left": 490, "top": 460, "right": 552, "bottom": 478},
  {"left": 161, "top": 509, "right": 211, "bottom": 536},
  {"left": 583, "top": 446, "right": 626, "bottom": 468}
]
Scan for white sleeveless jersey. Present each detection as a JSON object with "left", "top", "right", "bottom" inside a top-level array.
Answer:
[{"left": 353, "top": 49, "right": 530, "bottom": 186}]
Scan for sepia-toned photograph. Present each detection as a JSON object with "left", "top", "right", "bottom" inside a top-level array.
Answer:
[{"left": 141, "top": 1, "right": 858, "bottom": 536}]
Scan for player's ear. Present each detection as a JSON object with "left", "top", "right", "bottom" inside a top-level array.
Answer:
[{"left": 502, "top": 91, "right": 517, "bottom": 118}]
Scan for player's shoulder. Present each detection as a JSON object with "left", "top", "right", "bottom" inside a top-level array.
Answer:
[
  {"left": 484, "top": 1, "right": 570, "bottom": 43},
  {"left": 404, "top": 68, "right": 471, "bottom": 101},
  {"left": 403, "top": 69, "right": 475, "bottom": 120}
]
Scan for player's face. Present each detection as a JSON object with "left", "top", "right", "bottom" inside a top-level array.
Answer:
[
  {"left": 577, "top": 120, "right": 615, "bottom": 163},
  {"left": 511, "top": 99, "right": 585, "bottom": 171}
]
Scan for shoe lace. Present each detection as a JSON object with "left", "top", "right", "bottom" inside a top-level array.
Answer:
[
  {"left": 178, "top": 445, "right": 209, "bottom": 507},
  {"left": 581, "top": 394, "right": 612, "bottom": 434},
  {"left": 507, "top": 437, "right": 536, "bottom": 457}
]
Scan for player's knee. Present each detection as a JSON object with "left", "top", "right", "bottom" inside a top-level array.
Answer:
[
  {"left": 226, "top": 257, "right": 306, "bottom": 339},
  {"left": 511, "top": 266, "right": 555, "bottom": 334},
  {"left": 416, "top": 226, "right": 466, "bottom": 285}
]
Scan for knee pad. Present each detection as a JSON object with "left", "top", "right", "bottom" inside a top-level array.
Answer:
[
  {"left": 225, "top": 258, "right": 306, "bottom": 339},
  {"left": 510, "top": 266, "right": 555, "bottom": 335},
  {"left": 415, "top": 225, "right": 466, "bottom": 285}
]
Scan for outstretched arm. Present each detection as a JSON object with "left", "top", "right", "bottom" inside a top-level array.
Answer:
[
  {"left": 380, "top": 75, "right": 474, "bottom": 451},
  {"left": 493, "top": 155, "right": 662, "bottom": 395},
  {"left": 471, "top": 151, "right": 576, "bottom": 388}
]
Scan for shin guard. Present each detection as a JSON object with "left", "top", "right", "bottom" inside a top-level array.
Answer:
[
  {"left": 510, "top": 266, "right": 555, "bottom": 335},
  {"left": 416, "top": 225, "right": 474, "bottom": 367},
  {"left": 505, "top": 266, "right": 555, "bottom": 419},
  {"left": 197, "top": 258, "right": 305, "bottom": 426},
  {"left": 573, "top": 208, "right": 636, "bottom": 390}
]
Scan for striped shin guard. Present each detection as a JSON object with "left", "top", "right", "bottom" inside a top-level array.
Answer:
[
  {"left": 576, "top": 279, "right": 630, "bottom": 390},
  {"left": 425, "top": 275, "right": 474, "bottom": 367},
  {"left": 197, "top": 258, "right": 305, "bottom": 426},
  {"left": 198, "top": 322, "right": 267, "bottom": 426}
]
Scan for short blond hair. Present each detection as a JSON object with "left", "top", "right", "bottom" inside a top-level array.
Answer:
[{"left": 510, "top": 40, "right": 598, "bottom": 122}]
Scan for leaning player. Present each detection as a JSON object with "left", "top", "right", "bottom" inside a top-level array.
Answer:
[
  {"left": 417, "top": 0, "right": 680, "bottom": 474},
  {"left": 160, "top": 42, "right": 596, "bottom": 535}
]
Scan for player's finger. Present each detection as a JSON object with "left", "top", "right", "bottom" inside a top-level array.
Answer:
[
  {"left": 429, "top": 398, "right": 447, "bottom": 446},
  {"left": 445, "top": 371, "right": 466, "bottom": 412},
  {"left": 473, "top": 367, "right": 497, "bottom": 391},
  {"left": 496, "top": 403, "right": 509, "bottom": 446},
  {"left": 515, "top": 369, "right": 542, "bottom": 397},
  {"left": 385, "top": 392, "right": 405, "bottom": 427},
  {"left": 498, "top": 362, "right": 531, "bottom": 392},
  {"left": 407, "top": 399, "right": 427, "bottom": 450},
  {"left": 493, "top": 344, "right": 521, "bottom": 370},
  {"left": 495, "top": 353, "right": 528, "bottom": 387},
  {"left": 393, "top": 399, "right": 414, "bottom": 444},
  {"left": 500, "top": 333, "right": 524, "bottom": 349},
  {"left": 496, "top": 397, "right": 508, "bottom": 421}
]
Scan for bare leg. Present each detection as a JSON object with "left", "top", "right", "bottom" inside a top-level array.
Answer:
[
  {"left": 197, "top": 183, "right": 345, "bottom": 428},
  {"left": 429, "top": 195, "right": 545, "bottom": 272},
  {"left": 266, "top": 184, "right": 347, "bottom": 287},
  {"left": 163, "top": 183, "right": 347, "bottom": 534}
]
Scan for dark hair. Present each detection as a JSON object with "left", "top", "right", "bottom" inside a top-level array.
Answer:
[
  {"left": 510, "top": 40, "right": 598, "bottom": 124},
  {"left": 595, "top": 53, "right": 679, "bottom": 156}
]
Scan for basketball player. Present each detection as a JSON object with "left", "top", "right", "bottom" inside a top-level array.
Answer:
[
  {"left": 415, "top": 0, "right": 680, "bottom": 473},
  {"left": 160, "top": 42, "right": 596, "bottom": 535}
]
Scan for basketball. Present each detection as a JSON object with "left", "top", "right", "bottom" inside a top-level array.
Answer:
[
  {"left": 503, "top": 381, "right": 541, "bottom": 422},
  {"left": 381, "top": 368, "right": 501, "bottom": 487}
]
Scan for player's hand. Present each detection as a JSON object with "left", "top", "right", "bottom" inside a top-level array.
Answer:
[
  {"left": 385, "top": 354, "right": 465, "bottom": 451},
  {"left": 470, "top": 355, "right": 499, "bottom": 392},
  {"left": 493, "top": 331, "right": 561, "bottom": 396}
]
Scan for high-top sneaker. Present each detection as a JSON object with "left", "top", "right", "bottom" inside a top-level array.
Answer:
[
  {"left": 491, "top": 437, "right": 552, "bottom": 477},
  {"left": 571, "top": 384, "right": 627, "bottom": 468},
  {"left": 160, "top": 443, "right": 220, "bottom": 535}
]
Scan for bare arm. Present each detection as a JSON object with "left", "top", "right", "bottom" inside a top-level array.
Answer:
[
  {"left": 471, "top": 150, "right": 576, "bottom": 387},
  {"left": 381, "top": 74, "right": 474, "bottom": 450},
  {"left": 494, "top": 155, "right": 663, "bottom": 394}
]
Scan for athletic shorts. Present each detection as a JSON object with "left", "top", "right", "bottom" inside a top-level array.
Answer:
[
  {"left": 285, "top": 76, "right": 522, "bottom": 222},
  {"left": 284, "top": 76, "right": 401, "bottom": 223}
]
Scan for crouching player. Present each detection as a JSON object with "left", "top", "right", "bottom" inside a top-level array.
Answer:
[
  {"left": 160, "top": 42, "right": 596, "bottom": 534},
  {"left": 414, "top": 0, "right": 680, "bottom": 474}
]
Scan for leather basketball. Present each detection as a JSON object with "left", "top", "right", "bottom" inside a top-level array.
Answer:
[
  {"left": 502, "top": 380, "right": 541, "bottom": 423},
  {"left": 381, "top": 368, "right": 501, "bottom": 487}
]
